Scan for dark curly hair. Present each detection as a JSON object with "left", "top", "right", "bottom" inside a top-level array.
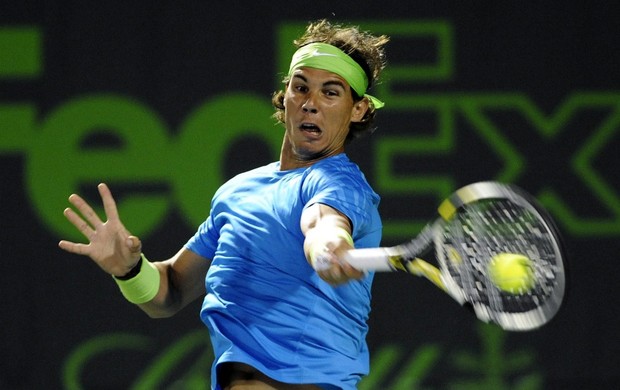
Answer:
[{"left": 272, "top": 20, "right": 389, "bottom": 143}]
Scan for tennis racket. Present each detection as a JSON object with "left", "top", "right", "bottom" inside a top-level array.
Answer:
[{"left": 344, "top": 181, "right": 568, "bottom": 331}]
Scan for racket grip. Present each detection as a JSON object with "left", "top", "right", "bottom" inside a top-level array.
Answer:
[{"left": 343, "top": 248, "right": 397, "bottom": 272}]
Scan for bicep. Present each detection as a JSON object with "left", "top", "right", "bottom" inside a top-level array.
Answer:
[{"left": 300, "top": 203, "right": 351, "bottom": 234}]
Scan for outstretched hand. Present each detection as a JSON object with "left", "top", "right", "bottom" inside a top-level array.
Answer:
[{"left": 58, "top": 183, "right": 142, "bottom": 277}]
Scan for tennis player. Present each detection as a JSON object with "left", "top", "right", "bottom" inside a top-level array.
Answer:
[{"left": 59, "top": 19, "right": 388, "bottom": 390}]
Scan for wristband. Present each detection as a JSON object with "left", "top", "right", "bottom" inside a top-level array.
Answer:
[
  {"left": 309, "top": 227, "right": 354, "bottom": 271},
  {"left": 113, "top": 254, "right": 160, "bottom": 304},
  {"left": 114, "top": 256, "right": 143, "bottom": 280},
  {"left": 334, "top": 227, "right": 354, "bottom": 246}
]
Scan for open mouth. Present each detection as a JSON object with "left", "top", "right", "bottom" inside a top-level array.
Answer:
[{"left": 300, "top": 123, "right": 322, "bottom": 134}]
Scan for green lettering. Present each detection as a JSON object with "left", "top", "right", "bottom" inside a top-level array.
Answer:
[
  {"left": 460, "top": 92, "right": 620, "bottom": 236},
  {"left": 62, "top": 333, "right": 152, "bottom": 390},
  {"left": 0, "top": 26, "right": 41, "bottom": 78},
  {"left": 173, "top": 93, "right": 282, "bottom": 227},
  {"left": 375, "top": 97, "right": 457, "bottom": 239},
  {"left": 29, "top": 94, "right": 172, "bottom": 240},
  {"left": 0, "top": 104, "right": 37, "bottom": 151},
  {"left": 131, "top": 329, "right": 212, "bottom": 390},
  {"left": 62, "top": 330, "right": 213, "bottom": 389}
]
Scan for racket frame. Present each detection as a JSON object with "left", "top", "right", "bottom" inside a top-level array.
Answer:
[{"left": 345, "top": 181, "right": 568, "bottom": 331}]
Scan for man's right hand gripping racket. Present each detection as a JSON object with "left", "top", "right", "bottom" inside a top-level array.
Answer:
[{"left": 345, "top": 181, "right": 568, "bottom": 331}]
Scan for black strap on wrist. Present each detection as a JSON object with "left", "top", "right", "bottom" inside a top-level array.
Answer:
[{"left": 114, "top": 256, "right": 143, "bottom": 281}]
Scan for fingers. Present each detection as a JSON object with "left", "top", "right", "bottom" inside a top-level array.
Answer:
[
  {"left": 126, "top": 235, "right": 142, "bottom": 255},
  {"left": 58, "top": 239, "right": 90, "bottom": 256},
  {"left": 318, "top": 264, "right": 360, "bottom": 286},
  {"left": 331, "top": 261, "right": 364, "bottom": 282},
  {"left": 63, "top": 206, "right": 95, "bottom": 240},
  {"left": 340, "top": 261, "right": 365, "bottom": 279},
  {"left": 314, "top": 250, "right": 364, "bottom": 285},
  {"left": 306, "top": 227, "right": 362, "bottom": 285},
  {"left": 63, "top": 183, "right": 119, "bottom": 234},
  {"left": 68, "top": 193, "right": 103, "bottom": 228},
  {"left": 98, "top": 183, "right": 120, "bottom": 221}
]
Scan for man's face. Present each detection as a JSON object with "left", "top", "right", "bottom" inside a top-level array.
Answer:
[{"left": 283, "top": 67, "right": 366, "bottom": 161}]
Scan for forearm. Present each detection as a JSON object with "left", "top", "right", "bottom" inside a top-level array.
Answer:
[
  {"left": 303, "top": 215, "right": 352, "bottom": 263},
  {"left": 115, "top": 249, "right": 208, "bottom": 318},
  {"left": 301, "top": 203, "right": 351, "bottom": 258},
  {"left": 136, "top": 260, "right": 183, "bottom": 318},
  {"left": 301, "top": 203, "right": 362, "bottom": 284}
]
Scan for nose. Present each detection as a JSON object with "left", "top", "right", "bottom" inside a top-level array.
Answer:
[{"left": 302, "top": 94, "right": 318, "bottom": 114}]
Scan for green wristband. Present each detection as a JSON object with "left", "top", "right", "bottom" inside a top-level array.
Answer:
[
  {"left": 333, "top": 227, "right": 354, "bottom": 246},
  {"left": 309, "top": 227, "right": 354, "bottom": 271},
  {"left": 113, "top": 254, "right": 160, "bottom": 304}
]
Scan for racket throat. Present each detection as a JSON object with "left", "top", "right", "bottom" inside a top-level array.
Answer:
[
  {"left": 387, "top": 255, "right": 409, "bottom": 272},
  {"left": 403, "top": 258, "right": 447, "bottom": 292}
]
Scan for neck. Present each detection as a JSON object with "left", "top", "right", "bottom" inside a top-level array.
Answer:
[{"left": 278, "top": 137, "right": 343, "bottom": 171}]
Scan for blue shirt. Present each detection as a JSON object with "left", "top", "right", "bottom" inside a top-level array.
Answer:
[{"left": 185, "top": 154, "right": 382, "bottom": 389}]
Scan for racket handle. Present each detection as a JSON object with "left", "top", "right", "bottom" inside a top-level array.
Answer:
[{"left": 343, "top": 248, "right": 397, "bottom": 272}]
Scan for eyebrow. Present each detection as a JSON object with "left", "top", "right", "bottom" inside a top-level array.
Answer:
[{"left": 292, "top": 74, "right": 347, "bottom": 90}]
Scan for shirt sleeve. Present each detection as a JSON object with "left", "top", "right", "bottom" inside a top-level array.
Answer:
[
  {"left": 185, "top": 213, "right": 219, "bottom": 260},
  {"left": 302, "top": 164, "right": 379, "bottom": 238}
]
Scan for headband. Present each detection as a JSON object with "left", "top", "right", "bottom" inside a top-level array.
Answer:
[{"left": 288, "top": 42, "right": 385, "bottom": 109}]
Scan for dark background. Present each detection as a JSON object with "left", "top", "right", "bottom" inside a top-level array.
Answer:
[{"left": 1, "top": 1, "right": 619, "bottom": 389}]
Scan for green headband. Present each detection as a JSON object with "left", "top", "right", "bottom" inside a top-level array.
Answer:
[{"left": 288, "top": 42, "right": 385, "bottom": 109}]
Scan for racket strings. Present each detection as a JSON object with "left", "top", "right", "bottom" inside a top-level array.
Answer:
[{"left": 438, "top": 198, "right": 564, "bottom": 330}]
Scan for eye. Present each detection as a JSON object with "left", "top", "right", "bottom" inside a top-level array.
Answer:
[{"left": 292, "top": 83, "right": 308, "bottom": 93}]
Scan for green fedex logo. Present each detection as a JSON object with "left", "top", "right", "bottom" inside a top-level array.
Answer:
[
  {"left": 281, "top": 21, "right": 620, "bottom": 238},
  {"left": 1, "top": 23, "right": 620, "bottom": 240},
  {"left": 1, "top": 94, "right": 281, "bottom": 238}
]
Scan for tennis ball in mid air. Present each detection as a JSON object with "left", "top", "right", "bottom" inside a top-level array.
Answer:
[{"left": 488, "top": 253, "right": 536, "bottom": 294}]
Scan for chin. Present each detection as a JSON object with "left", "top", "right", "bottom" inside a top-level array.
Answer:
[{"left": 294, "top": 146, "right": 328, "bottom": 161}]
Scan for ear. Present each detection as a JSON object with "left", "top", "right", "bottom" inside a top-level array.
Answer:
[{"left": 350, "top": 97, "right": 369, "bottom": 122}]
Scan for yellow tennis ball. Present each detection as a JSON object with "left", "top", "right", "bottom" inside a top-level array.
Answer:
[{"left": 488, "top": 253, "right": 536, "bottom": 294}]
